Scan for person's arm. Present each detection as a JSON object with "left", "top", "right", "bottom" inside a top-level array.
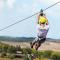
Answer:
[
  {"left": 37, "top": 14, "right": 40, "bottom": 24},
  {"left": 46, "top": 19, "right": 49, "bottom": 25},
  {"left": 43, "top": 14, "right": 49, "bottom": 25},
  {"left": 45, "top": 18, "right": 49, "bottom": 25}
]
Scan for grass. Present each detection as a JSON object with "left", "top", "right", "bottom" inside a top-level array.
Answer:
[
  {"left": 34, "top": 58, "right": 49, "bottom": 60},
  {"left": 0, "top": 42, "right": 60, "bottom": 60},
  {"left": 0, "top": 58, "right": 24, "bottom": 60}
]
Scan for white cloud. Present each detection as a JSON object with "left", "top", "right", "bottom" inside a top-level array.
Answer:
[
  {"left": 7, "top": 0, "right": 16, "bottom": 8},
  {"left": 38, "top": 0, "right": 60, "bottom": 4},
  {"left": 17, "top": 3, "right": 32, "bottom": 14},
  {"left": 31, "top": 3, "right": 39, "bottom": 13},
  {"left": 32, "top": 0, "right": 60, "bottom": 8},
  {"left": 31, "top": 0, "right": 60, "bottom": 15},
  {"left": 0, "top": 0, "right": 16, "bottom": 10},
  {"left": 0, "top": 0, "right": 4, "bottom": 10}
]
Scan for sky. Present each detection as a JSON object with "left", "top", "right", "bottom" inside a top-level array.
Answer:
[{"left": 0, "top": 0, "right": 60, "bottom": 39}]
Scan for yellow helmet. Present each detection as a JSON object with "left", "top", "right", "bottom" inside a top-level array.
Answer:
[{"left": 39, "top": 16, "right": 47, "bottom": 24}]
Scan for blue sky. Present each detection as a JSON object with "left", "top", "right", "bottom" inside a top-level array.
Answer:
[{"left": 0, "top": 0, "right": 60, "bottom": 39}]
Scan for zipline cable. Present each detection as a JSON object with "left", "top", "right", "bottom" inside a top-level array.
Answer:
[
  {"left": 0, "top": 1, "right": 60, "bottom": 31},
  {"left": 43, "top": 1, "right": 60, "bottom": 11}
]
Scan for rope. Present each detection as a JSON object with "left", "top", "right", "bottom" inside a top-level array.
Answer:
[
  {"left": 0, "top": 1, "right": 60, "bottom": 31},
  {"left": 43, "top": 1, "right": 60, "bottom": 11}
]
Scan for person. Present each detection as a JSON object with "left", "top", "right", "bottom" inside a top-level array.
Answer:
[{"left": 30, "top": 9, "right": 49, "bottom": 50}]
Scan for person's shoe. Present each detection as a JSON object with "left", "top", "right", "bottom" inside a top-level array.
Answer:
[{"left": 30, "top": 42, "right": 33, "bottom": 48}]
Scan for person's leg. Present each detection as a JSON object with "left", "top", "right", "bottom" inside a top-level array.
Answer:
[
  {"left": 35, "top": 40, "right": 41, "bottom": 50},
  {"left": 30, "top": 41, "right": 36, "bottom": 48},
  {"left": 34, "top": 37, "right": 42, "bottom": 50},
  {"left": 35, "top": 37, "right": 46, "bottom": 50},
  {"left": 30, "top": 37, "right": 38, "bottom": 48}
]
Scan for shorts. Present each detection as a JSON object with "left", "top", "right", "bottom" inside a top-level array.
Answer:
[
  {"left": 32, "top": 37, "right": 46, "bottom": 45},
  {"left": 38, "top": 37, "right": 46, "bottom": 43}
]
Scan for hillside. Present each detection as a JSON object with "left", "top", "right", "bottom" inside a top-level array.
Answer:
[
  {"left": 0, "top": 36, "right": 60, "bottom": 42},
  {"left": 0, "top": 36, "right": 34, "bottom": 42},
  {"left": 0, "top": 36, "right": 60, "bottom": 52}
]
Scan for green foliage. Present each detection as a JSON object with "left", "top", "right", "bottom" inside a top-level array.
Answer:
[
  {"left": 2, "top": 44, "right": 9, "bottom": 52},
  {"left": 0, "top": 42, "right": 60, "bottom": 60},
  {"left": 37, "top": 51, "right": 44, "bottom": 59},
  {"left": 22, "top": 48, "right": 32, "bottom": 54},
  {"left": 15, "top": 45, "right": 22, "bottom": 51},
  {"left": 32, "top": 49, "right": 38, "bottom": 55},
  {"left": 1, "top": 52, "right": 7, "bottom": 57},
  {"left": 23, "top": 54, "right": 33, "bottom": 60},
  {"left": 51, "top": 52, "right": 60, "bottom": 60},
  {"left": 23, "top": 54, "right": 29, "bottom": 60},
  {"left": 7, "top": 46, "right": 16, "bottom": 53},
  {"left": 42, "top": 50, "right": 53, "bottom": 58},
  {"left": 8, "top": 54, "right": 15, "bottom": 59}
]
